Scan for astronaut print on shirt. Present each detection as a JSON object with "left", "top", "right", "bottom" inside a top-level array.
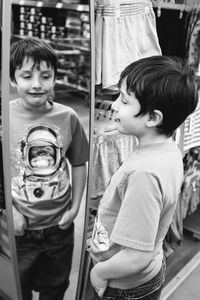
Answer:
[{"left": 11, "top": 124, "right": 70, "bottom": 203}]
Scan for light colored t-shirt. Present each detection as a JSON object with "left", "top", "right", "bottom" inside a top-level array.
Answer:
[
  {"left": 91, "top": 139, "right": 183, "bottom": 289},
  {"left": 10, "top": 99, "right": 88, "bottom": 230}
]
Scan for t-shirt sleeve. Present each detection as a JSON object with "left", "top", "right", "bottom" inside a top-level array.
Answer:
[
  {"left": 110, "top": 171, "right": 163, "bottom": 251},
  {"left": 65, "top": 111, "right": 89, "bottom": 166}
]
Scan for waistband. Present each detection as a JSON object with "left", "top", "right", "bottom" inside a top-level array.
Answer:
[{"left": 96, "top": 0, "right": 153, "bottom": 17}]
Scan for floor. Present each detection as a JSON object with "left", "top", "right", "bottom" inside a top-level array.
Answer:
[
  {"left": 166, "top": 260, "right": 200, "bottom": 300},
  {"left": 165, "top": 230, "right": 200, "bottom": 287}
]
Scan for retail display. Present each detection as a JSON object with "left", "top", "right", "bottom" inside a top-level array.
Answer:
[{"left": 12, "top": 0, "right": 90, "bottom": 94}]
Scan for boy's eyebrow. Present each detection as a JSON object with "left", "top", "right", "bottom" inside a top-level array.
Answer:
[
  {"left": 40, "top": 70, "right": 54, "bottom": 73},
  {"left": 20, "top": 69, "right": 32, "bottom": 73},
  {"left": 19, "top": 69, "right": 53, "bottom": 74}
]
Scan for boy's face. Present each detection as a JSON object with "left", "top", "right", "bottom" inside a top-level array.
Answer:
[
  {"left": 112, "top": 79, "right": 149, "bottom": 137},
  {"left": 11, "top": 57, "right": 55, "bottom": 109}
]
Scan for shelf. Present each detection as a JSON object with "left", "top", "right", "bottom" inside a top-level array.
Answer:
[
  {"left": 56, "top": 42, "right": 89, "bottom": 52},
  {"left": 57, "top": 68, "right": 75, "bottom": 74},
  {"left": 12, "top": 35, "right": 90, "bottom": 52},
  {"left": 12, "top": 0, "right": 89, "bottom": 12},
  {"left": 56, "top": 79, "right": 88, "bottom": 93},
  {"left": 56, "top": 49, "right": 81, "bottom": 55}
]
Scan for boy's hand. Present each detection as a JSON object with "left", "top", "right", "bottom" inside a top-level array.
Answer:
[
  {"left": 90, "top": 264, "right": 108, "bottom": 298},
  {"left": 58, "top": 209, "right": 76, "bottom": 230},
  {"left": 12, "top": 206, "right": 27, "bottom": 236}
]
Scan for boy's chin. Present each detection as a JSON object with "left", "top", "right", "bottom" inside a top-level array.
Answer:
[
  {"left": 115, "top": 124, "right": 132, "bottom": 136},
  {"left": 115, "top": 124, "right": 126, "bottom": 134}
]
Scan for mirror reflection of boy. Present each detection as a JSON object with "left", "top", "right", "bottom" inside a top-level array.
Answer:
[
  {"left": 88, "top": 56, "right": 198, "bottom": 299},
  {"left": 9, "top": 37, "right": 89, "bottom": 300}
]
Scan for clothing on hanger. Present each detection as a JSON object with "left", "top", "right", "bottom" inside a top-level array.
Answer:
[
  {"left": 185, "top": 8, "right": 200, "bottom": 69},
  {"left": 181, "top": 147, "right": 200, "bottom": 218},
  {"left": 184, "top": 103, "right": 200, "bottom": 152},
  {"left": 95, "top": 0, "right": 161, "bottom": 89},
  {"left": 154, "top": 7, "right": 188, "bottom": 57}
]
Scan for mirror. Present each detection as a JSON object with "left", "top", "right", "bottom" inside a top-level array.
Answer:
[{"left": 7, "top": 0, "right": 91, "bottom": 299}]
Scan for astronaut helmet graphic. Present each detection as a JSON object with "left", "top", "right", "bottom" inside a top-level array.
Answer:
[{"left": 21, "top": 124, "right": 63, "bottom": 177}]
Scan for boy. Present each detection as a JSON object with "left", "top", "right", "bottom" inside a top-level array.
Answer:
[
  {"left": 9, "top": 37, "right": 88, "bottom": 300},
  {"left": 89, "top": 56, "right": 198, "bottom": 299}
]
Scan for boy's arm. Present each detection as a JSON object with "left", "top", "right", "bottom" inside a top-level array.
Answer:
[
  {"left": 12, "top": 204, "right": 27, "bottom": 236},
  {"left": 90, "top": 247, "right": 152, "bottom": 296},
  {"left": 58, "top": 164, "right": 87, "bottom": 229}
]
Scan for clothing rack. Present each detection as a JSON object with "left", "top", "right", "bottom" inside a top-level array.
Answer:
[
  {"left": 152, "top": 0, "right": 200, "bottom": 11},
  {"left": 95, "top": 99, "right": 113, "bottom": 110}
]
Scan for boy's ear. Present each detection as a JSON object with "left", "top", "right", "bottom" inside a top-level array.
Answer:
[
  {"left": 10, "top": 79, "right": 17, "bottom": 88},
  {"left": 147, "top": 110, "right": 163, "bottom": 128}
]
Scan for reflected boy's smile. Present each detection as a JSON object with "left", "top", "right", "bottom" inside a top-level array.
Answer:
[{"left": 11, "top": 57, "right": 55, "bottom": 110}]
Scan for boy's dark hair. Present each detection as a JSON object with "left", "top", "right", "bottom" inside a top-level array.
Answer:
[
  {"left": 118, "top": 56, "right": 199, "bottom": 137},
  {"left": 10, "top": 37, "right": 57, "bottom": 82}
]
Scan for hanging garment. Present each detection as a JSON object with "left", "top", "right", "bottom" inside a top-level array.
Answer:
[
  {"left": 95, "top": 0, "right": 161, "bottom": 89},
  {"left": 154, "top": 8, "right": 188, "bottom": 58},
  {"left": 181, "top": 148, "right": 200, "bottom": 218},
  {"left": 184, "top": 103, "right": 200, "bottom": 152},
  {"left": 185, "top": 8, "right": 200, "bottom": 69},
  {"left": 91, "top": 129, "right": 137, "bottom": 200}
]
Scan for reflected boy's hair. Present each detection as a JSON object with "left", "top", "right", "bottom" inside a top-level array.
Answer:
[
  {"left": 118, "top": 55, "right": 199, "bottom": 137},
  {"left": 10, "top": 37, "right": 57, "bottom": 82}
]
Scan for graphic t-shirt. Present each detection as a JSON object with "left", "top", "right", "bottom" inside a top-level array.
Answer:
[{"left": 10, "top": 99, "right": 88, "bottom": 230}]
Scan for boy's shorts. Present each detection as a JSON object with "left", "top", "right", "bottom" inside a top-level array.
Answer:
[{"left": 95, "top": 0, "right": 161, "bottom": 89}]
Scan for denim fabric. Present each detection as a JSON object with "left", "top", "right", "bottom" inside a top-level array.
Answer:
[
  {"left": 15, "top": 223, "right": 74, "bottom": 300},
  {"left": 94, "top": 260, "right": 166, "bottom": 300}
]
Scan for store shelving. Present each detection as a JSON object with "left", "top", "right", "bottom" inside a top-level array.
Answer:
[{"left": 11, "top": 0, "right": 90, "bottom": 95}]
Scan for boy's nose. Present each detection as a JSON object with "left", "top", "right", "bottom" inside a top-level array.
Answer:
[
  {"left": 111, "top": 96, "right": 120, "bottom": 111},
  {"left": 32, "top": 77, "right": 42, "bottom": 89}
]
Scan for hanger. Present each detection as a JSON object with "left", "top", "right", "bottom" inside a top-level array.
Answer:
[{"left": 152, "top": 0, "right": 188, "bottom": 18}]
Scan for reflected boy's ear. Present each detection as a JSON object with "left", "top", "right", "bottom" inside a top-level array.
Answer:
[{"left": 147, "top": 110, "right": 163, "bottom": 128}]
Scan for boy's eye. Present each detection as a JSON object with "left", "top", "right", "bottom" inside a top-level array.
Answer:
[
  {"left": 121, "top": 97, "right": 128, "bottom": 104},
  {"left": 41, "top": 74, "right": 52, "bottom": 79},
  {"left": 22, "top": 75, "right": 31, "bottom": 79},
  {"left": 119, "top": 92, "right": 128, "bottom": 104}
]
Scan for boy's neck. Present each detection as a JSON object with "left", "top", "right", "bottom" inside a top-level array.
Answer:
[
  {"left": 18, "top": 98, "right": 53, "bottom": 112},
  {"left": 137, "top": 133, "right": 171, "bottom": 148}
]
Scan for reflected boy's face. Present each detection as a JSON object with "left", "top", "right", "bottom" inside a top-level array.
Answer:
[
  {"left": 111, "top": 79, "right": 149, "bottom": 138},
  {"left": 11, "top": 57, "right": 55, "bottom": 109}
]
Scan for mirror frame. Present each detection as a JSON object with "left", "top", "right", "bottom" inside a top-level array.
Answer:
[
  {"left": 75, "top": 0, "right": 95, "bottom": 298},
  {"left": 0, "top": 0, "right": 22, "bottom": 299}
]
